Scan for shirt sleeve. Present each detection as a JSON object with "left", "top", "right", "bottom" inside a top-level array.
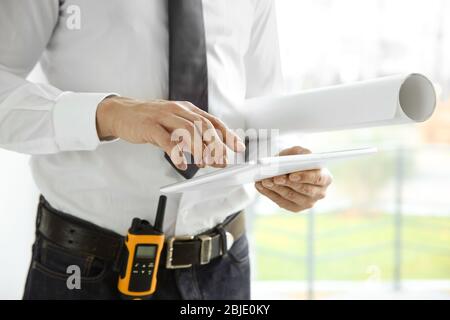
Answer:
[
  {"left": 244, "top": 0, "right": 284, "bottom": 99},
  {"left": 0, "top": 0, "right": 114, "bottom": 155}
]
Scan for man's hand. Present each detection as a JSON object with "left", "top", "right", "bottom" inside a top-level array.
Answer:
[
  {"left": 255, "top": 146, "right": 332, "bottom": 212},
  {"left": 96, "top": 96, "right": 246, "bottom": 170}
]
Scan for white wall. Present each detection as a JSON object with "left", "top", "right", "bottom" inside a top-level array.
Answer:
[{"left": 0, "top": 150, "right": 38, "bottom": 299}]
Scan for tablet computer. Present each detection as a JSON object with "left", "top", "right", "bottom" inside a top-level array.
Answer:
[{"left": 160, "top": 147, "right": 378, "bottom": 193}]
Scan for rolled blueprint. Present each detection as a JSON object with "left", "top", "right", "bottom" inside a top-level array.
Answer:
[{"left": 242, "top": 73, "right": 436, "bottom": 134}]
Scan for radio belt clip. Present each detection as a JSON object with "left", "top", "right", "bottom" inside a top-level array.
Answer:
[{"left": 118, "top": 195, "right": 167, "bottom": 299}]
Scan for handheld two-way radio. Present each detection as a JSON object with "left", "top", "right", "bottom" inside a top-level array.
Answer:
[{"left": 118, "top": 195, "right": 166, "bottom": 299}]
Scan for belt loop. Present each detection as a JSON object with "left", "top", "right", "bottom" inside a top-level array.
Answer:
[
  {"left": 215, "top": 223, "right": 228, "bottom": 256},
  {"left": 36, "top": 196, "right": 45, "bottom": 229},
  {"left": 112, "top": 237, "right": 126, "bottom": 273}
]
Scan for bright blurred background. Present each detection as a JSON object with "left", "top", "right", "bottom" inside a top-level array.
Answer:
[
  {"left": 1, "top": 0, "right": 449, "bottom": 300},
  {"left": 250, "top": 0, "right": 450, "bottom": 299}
]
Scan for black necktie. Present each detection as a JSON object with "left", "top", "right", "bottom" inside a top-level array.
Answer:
[{"left": 165, "top": 0, "right": 209, "bottom": 179}]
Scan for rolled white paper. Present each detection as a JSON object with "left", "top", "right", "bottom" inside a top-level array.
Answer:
[{"left": 242, "top": 73, "right": 436, "bottom": 134}]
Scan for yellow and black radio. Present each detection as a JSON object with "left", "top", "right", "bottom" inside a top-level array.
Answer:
[{"left": 118, "top": 196, "right": 166, "bottom": 299}]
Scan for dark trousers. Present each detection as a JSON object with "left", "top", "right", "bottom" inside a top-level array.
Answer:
[{"left": 22, "top": 211, "right": 251, "bottom": 300}]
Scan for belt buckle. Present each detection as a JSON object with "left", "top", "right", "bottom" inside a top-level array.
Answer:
[
  {"left": 166, "top": 236, "right": 194, "bottom": 269},
  {"left": 198, "top": 235, "right": 212, "bottom": 265}
]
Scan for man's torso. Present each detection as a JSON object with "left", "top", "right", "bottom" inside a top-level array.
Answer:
[{"left": 32, "top": 0, "right": 257, "bottom": 236}]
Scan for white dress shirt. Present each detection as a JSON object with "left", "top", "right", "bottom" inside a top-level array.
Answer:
[{"left": 0, "top": 0, "right": 282, "bottom": 236}]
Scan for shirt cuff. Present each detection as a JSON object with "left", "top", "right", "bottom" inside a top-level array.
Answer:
[{"left": 53, "top": 92, "right": 116, "bottom": 151}]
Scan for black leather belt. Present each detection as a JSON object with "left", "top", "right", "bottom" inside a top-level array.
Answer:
[{"left": 36, "top": 197, "right": 245, "bottom": 269}]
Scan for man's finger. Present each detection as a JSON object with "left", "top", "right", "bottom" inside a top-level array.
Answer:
[
  {"left": 171, "top": 103, "right": 227, "bottom": 167},
  {"left": 201, "top": 125, "right": 228, "bottom": 167},
  {"left": 262, "top": 178, "right": 274, "bottom": 189},
  {"left": 160, "top": 115, "right": 204, "bottom": 166},
  {"left": 283, "top": 180, "right": 327, "bottom": 200},
  {"left": 186, "top": 102, "right": 246, "bottom": 153},
  {"left": 150, "top": 124, "right": 188, "bottom": 170},
  {"left": 278, "top": 146, "right": 311, "bottom": 156},
  {"left": 255, "top": 182, "right": 302, "bottom": 212},
  {"left": 273, "top": 174, "right": 288, "bottom": 185},
  {"left": 265, "top": 184, "right": 315, "bottom": 208},
  {"left": 288, "top": 169, "right": 332, "bottom": 186}
]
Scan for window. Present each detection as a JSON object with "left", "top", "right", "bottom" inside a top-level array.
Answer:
[{"left": 250, "top": 0, "right": 450, "bottom": 300}]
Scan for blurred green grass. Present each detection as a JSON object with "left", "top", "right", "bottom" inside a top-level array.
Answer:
[{"left": 253, "top": 212, "right": 450, "bottom": 280}]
